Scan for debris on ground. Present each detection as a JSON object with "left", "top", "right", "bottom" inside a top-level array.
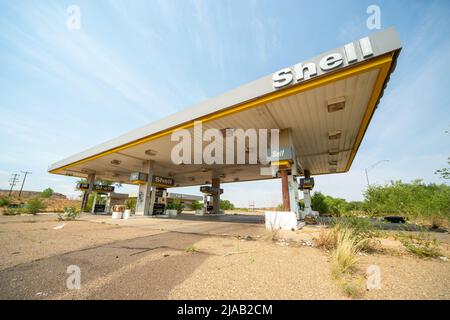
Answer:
[
  {"left": 304, "top": 215, "right": 318, "bottom": 225},
  {"left": 223, "top": 251, "right": 249, "bottom": 257},
  {"left": 35, "top": 292, "right": 48, "bottom": 297},
  {"left": 53, "top": 223, "right": 65, "bottom": 230},
  {"left": 275, "top": 240, "right": 289, "bottom": 246}
]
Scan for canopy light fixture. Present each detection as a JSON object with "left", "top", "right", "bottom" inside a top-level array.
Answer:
[
  {"left": 328, "top": 160, "right": 338, "bottom": 166},
  {"left": 328, "top": 131, "right": 342, "bottom": 140},
  {"left": 145, "top": 149, "right": 158, "bottom": 156},
  {"left": 328, "top": 149, "right": 340, "bottom": 156},
  {"left": 233, "top": 177, "right": 240, "bottom": 182},
  {"left": 327, "top": 97, "right": 346, "bottom": 112},
  {"left": 329, "top": 167, "right": 337, "bottom": 172},
  {"left": 110, "top": 159, "right": 121, "bottom": 165}
]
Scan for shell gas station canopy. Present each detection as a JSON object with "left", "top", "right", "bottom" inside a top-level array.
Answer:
[{"left": 48, "top": 28, "right": 401, "bottom": 216}]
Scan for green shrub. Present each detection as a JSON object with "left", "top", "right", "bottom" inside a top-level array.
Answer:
[
  {"left": 167, "top": 199, "right": 184, "bottom": 214},
  {"left": 190, "top": 200, "right": 203, "bottom": 211},
  {"left": 4, "top": 207, "right": 21, "bottom": 215},
  {"left": 40, "top": 188, "right": 54, "bottom": 198},
  {"left": 398, "top": 232, "right": 442, "bottom": 258},
  {"left": 311, "top": 192, "right": 328, "bottom": 214},
  {"left": 220, "top": 199, "right": 235, "bottom": 210},
  {"left": 310, "top": 192, "right": 349, "bottom": 216},
  {"left": 24, "top": 197, "right": 46, "bottom": 214},
  {"left": 0, "top": 197, "right": 10, "bottom": 207},
  {"left": 57, "top": 206, "right": 78, "bottom": 221},
  {"left": 363, "top": 180, "right": 450, "bottom": 222},
  {"left": 125, "top": 198, "right": 137, "bottom": 212},
  {"left": 185, "top": 245, "right": 197, "bottom": 253}
]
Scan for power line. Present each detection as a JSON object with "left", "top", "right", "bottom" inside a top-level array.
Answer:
[
  {"left": 8, "top": 173, "right": 20, "bottom": 197},
  {"left": 19, "top": 171, "right": 32, "bottom": 198}
]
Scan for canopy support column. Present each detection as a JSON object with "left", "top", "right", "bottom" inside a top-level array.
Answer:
[
  {"left": 280, "top": 169, "right": 290, "bottom": 211},
  {"left": 91, "top": 192, "right": 98, "bottom": 214},
  {"left": 212, "top": 178, "right": 221, "bottom": 214},
  {"left": 135, "top": 160, "right": 154, "bottom": 216},
  {"left": 81, "top": 173, "right": 95, "bottom": 213}
]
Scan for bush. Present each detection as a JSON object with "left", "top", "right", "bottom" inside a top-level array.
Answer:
[
  {"left": 57, "top": 206, "right": 79, "bottom": 221},
  {"left": 330, "top": 217, "right": 381, "bottom": 252},
  {"left": 398, "top": 232, "right": 442, "bottom": 258},
  {"left": 4, "top": 207, "right": 21, "bottom": 215},
  {"left": 40, "top": 188, "right": 54, "bottom": 198},
  {"left": 311, "top": 192, "right": 328, "bottom": 214},
  {"left": 310, "top": 192, "right": 349, "bottom": 216},
  {"left": 125, "top": 198, "right": 136, "bottom": 212},
  {"left": 315, "top": 227, "right": 338, "bottom": 250},
  {"left": 220, "top": 199, "right": 235, "bottom": 210},
  {"left": 167, "top": 199, "right": 184, "bottom": 214},
  {"left": 24, "top": 197, "right": 46, "bottom": 214},
  {"left": 363, "top": 180, "right": 450, "bottom": 223},
  {"left": 0, "top": 197, "right": 10, "bottom": 207},
  {"left": 190, "top": 200, "right": 203, "bottom": 211}
]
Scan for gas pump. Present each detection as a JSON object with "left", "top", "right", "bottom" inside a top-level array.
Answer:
[
  {"left": 152, "top": 187, "right": 167, "bottom": 215},
  {"left": 200, "top": 186, "right": 223, "bottom": 214},
  {"left": 299, "top": 177, "right": 318, "bottom": 219}
]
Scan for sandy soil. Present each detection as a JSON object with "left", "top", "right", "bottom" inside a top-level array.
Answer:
[{"left": 0, "top": 213, "right": 449, "bottom": 300}]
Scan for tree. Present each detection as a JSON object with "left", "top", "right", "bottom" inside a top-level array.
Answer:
[
  {"left": 40, "top": 188, "right": 54, "bottom": 198},
  {"left": 311, "top": 192, "right": 329, "bottom": 214},
  {"left": 435, "top": 157, "right": 450, "bottom": 180},
  {"left": 219, "top": 199, "right": 235, "bottom": 210},
  {"left": 190, "top": 200, "right": 203, "bottom": 210},
  {"left": 25, "top": 197, "right": 47, "bottom": 214}
]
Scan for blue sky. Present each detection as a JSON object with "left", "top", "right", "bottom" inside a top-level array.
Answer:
[{"left": 0, "top": 0, "right": 449, "bottom": 207}]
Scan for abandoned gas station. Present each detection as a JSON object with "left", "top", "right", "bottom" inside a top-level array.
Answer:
[{"left": 48, "top": 28, "right": 401, "bottom": 229}]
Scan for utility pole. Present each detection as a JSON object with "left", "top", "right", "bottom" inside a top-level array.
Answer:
[
  {"left": 8, "top": 173, "right": 20, "bottom": 197},
  {"left": 19, "top": 171, "right": 32, "bottom": 198},
  {"left": 365, "top": 160, "right": 389, "bottom": 187}
]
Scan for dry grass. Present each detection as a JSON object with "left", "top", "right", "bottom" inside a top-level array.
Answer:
[
  {"left": 397, "top": 232, "right": 443, "bottom": 258},
  {"left": 184, "top": 245, "right": 197, "bottom": 253},
  {"left": 331, "top": 228, "right": 362, "bottom": 277},
  {"left": 337, "top": 276, "right": 364, "bottom": 298},
  {"left": 329, "top": 227, "right": 368, "bottom": 298},
  {"left": 263, "top": 227, "right": 280, "bottom": 242},
  {"left": 315, "top": 227, "right": 338, "bottom": 250}
]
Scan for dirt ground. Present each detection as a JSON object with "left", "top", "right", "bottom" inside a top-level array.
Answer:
[{"left": 0, "top": 213, "right": 449, "bottom": 300}]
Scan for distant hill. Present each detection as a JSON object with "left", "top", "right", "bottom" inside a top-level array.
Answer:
[{"left": 0, "top": 189, "right": 67, "bottom": 199}]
